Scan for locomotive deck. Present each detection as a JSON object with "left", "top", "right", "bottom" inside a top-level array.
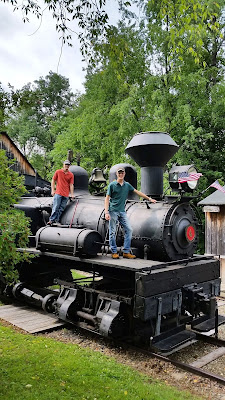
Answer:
[
  {"left": 18, "top": 247, "right": 212, "bottom": 273},
  {"left": 20, "top": 247, "right": 164, "bottom": 271},
  {"left": 18, "top": 248, "right": 221, "bottom": 299}
]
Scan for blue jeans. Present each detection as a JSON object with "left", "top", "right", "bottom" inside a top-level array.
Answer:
[
  {"left": 50, "top": 194, "right": 68, "bottom": 222},
  {"left": 109, "top": 211, "right": 133, "bottom": 254}
]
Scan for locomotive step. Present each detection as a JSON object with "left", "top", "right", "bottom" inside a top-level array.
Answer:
[
  {"left": 151, "top": 330, "right": 196, "bottom": 353},
  {"left": 191, "top": 315, "right": 225, "bottom": 332}
]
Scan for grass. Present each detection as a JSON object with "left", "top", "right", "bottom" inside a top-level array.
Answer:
[
  {"left": 71, "top": 269, "right": 87, "bottom": 279},
  {"left": 49, "top": 270, "right": 92, "bottom": 290},
  {"left": 0, "top": 324, "right": 200, "bottom": 400}
]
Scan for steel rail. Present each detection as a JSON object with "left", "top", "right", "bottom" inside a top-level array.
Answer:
[
  {"left": 118, "top": 341, "right": 225, "bottom": 386},
  {"left": 195, "top": 332, "right": 225, "bottom": 347},
  {"left": 148, "top": 349, "right": 225, "bottom": 386}
]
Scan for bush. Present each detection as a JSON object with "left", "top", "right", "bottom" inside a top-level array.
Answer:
[{"left": 0, "top": 150, "right": 32, "bottom": 284}]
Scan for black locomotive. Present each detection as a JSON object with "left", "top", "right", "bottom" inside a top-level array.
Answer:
[{"left": 10, "top": 132, "right": 225, "bottom": 352}]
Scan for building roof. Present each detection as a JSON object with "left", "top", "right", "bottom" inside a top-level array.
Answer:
[{"left": 198, "top": 187, "right": 225, "bottom": 206}]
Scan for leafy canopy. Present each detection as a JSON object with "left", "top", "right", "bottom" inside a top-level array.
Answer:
[
  {"left": 1, "top": 0, "right": 222, "bottom": 66},
  {"left": 5, "top": 71, "right": 76, "bottom": 178}
]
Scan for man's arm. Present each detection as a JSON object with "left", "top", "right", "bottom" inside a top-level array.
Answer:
[
  {"left": 70, "top": 183, "right": 75, "bottom": 199},
  {"left": 133, "top": 189, "right": 157, "bottom": 203},
  {"left": 104, "top": 194, "right": 110, "bottom": 220},
  {"left": 51, "top": 178, "right": 56, "bottom": 196}
]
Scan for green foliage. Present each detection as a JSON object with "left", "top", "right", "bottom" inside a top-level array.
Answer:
[
  {"left": 0, "top": 324, "right": 198, "bottom": 400},
  {"left": 2, "top": 0, "right": 223, "bottom": 68},
  {"left": 0, "top": 150, "right": 32, "bottom": 284},
  {"left": 145, "top": 0, "right": 224, "bottom": 73},
  {"left": 3, "top": 1, "right": 225, "bottom": 192},
  {"left": 6, "top": 71, "right": 75, "bottom": 178},
  {"left": 0, "top": 151, "right": 26, "bottom": 208},
  {"left": 49, "top": 25, "right": 147, "bottom": 177},
  {"left": 0, "top": 84, "right": 10, "bottom": 130},
  {"left": 48, "top": 5, "right": 225, "bottom": 197}
]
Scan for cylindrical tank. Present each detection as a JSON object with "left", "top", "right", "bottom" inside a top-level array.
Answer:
[
  {"left": 59, "top": 196, "right": 198, "bottom": 261},
  {"left": 36, "top": 226, "right": 102, "bottom": 256},
  {"left": 124, "top": 200, "right": 199, "bottom": 260},
  {"left": 61, "top": 197, "right": 108, "bottom": 239}
]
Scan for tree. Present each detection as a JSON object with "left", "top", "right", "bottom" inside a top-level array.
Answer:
[
  {"left": 0, "top": 84, "right": 10, "bottom": 130},
  {"left": 1, "top": 0, "right": 222, "bottom": 66},
  {"left": 131, "top": 0, "right": 225, "bottom": 190},
  {"left": 0, "top": 150, "right": 33, "bottom": 285},
  {"left": 52, "top": 0, "right": 225, "bottom": 191},
  {"left": 6, "top": 71, "right": 76, "bottom": 177},
  {"left": 4, "top": 0, "right": 223, "bottom": 192},
  {"left": 49, "top": 24, "right": 147, "bottom": 175}
]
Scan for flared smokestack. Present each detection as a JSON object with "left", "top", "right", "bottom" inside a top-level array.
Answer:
[{"left": 125, "top": 132, "right": 179, "bottom": 197}]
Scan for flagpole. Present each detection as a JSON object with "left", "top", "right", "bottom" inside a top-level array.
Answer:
[
  {"left": 199, "top": 186, "right": 211, "bottom": 195},
  {"left": 194, "top": 185, "right": 211, "bottom": 200}
]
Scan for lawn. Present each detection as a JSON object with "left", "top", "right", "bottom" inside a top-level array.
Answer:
[{"left": 0, "top": 324, "right": 200, "bottom": 400}]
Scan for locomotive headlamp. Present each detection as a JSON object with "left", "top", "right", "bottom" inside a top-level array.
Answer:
[{"left": 169, "top": 165, "right": 200, "bottom": 192}]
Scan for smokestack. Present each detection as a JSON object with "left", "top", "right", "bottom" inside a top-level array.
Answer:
[{"left": 125, "top": 132, "right": 179, "bottom": 198}]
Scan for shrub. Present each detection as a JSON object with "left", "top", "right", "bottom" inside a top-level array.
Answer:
[{"left": 0, "top": 150, "right": 32, "bottom": 284}]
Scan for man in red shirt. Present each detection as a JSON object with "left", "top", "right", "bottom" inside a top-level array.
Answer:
[{"left": 48, "top": 160, "right": 75, "bottom": 225}]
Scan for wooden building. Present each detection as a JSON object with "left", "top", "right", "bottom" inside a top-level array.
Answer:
[
  {"left": 0, "top": 131, "right": 50, "bottom": 190},
  {"left": 198, "top": 188, "right": 225, "bottom": 290},
  {"left": 0, "top": 131, "right": 36, "bottom": 175}
]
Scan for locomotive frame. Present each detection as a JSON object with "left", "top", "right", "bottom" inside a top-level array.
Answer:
[{"left": 6, "top": 131, "right": 225, "bottom": 353}]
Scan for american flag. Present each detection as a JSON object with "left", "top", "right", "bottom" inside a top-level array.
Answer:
[
  {"left": 210, "top": 180, "right": 225, "bottom": 194},
  {"left": 178, "top": 172, "right": 203, "bottom": 183}
]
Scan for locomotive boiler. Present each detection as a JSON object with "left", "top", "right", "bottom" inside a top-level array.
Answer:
[{"left": 10, "top": 131, "right": 225, "bottom": 353}]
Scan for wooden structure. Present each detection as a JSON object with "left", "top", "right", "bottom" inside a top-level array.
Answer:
[
  {"left": 0, "top": 303, "right": 65, "bottom": 333},
  {"left": 0, "top": 131, "right": 36, "bottom": 176},
  {"left": 0, "top": 131, "right": 50, "bottom": 190},
  {"left": 198, "top": 187, "right": 225, "bottom": 290}
]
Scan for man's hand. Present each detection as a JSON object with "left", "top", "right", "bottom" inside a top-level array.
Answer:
[
  {"left": 51, "top": 190, "right": 56, "bottom": 196},
  {"left": 105, "top": 212, "right": 110, "bottom": 221},
  {"left": 149, "top": 197, "right": 157, "bottom": 203}
]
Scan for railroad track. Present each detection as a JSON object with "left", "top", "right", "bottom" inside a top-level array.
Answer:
[
  {"left": 1, "top": 298, "right": 225, "bottom": 386},
  {"left": 120, "top": 299, "right": 225, "bottom": 386},
  {"left": 125, "top": 334, "right": 225, "bottom": 386}
]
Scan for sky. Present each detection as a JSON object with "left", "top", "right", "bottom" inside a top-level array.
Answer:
[
  {"left": 0, "top": 2, "right": 88, "bottom": 93},
  {"left": 0, "top": 1, "right": 137, "bottom": 95}
]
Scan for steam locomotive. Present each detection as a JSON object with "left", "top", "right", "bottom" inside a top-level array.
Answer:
[{"left": 10, "top": 132, "right": 225, "bottom": 352}]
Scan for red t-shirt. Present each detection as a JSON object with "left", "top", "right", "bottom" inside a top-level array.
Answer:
[{"left": 53, "top": 169, "right": 74, "bottom": 197}]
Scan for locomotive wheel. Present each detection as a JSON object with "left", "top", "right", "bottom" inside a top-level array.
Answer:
[
  {"left": 42, "top": 293, "right": 58, "bottom": 313},
  {"left": 108, "top": 313, "right": 130, "bottom": 337}
]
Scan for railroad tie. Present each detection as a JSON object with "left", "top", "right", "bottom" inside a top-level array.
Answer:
[{"left": 190, "top": 347, "right": 225, "bottom": 368}]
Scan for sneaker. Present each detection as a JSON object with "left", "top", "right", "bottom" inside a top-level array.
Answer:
[
  {"left": 54, "top": 222, "right": 62, "bottom": 227},
  {"left": 111, "top": 253, "right": 120, "bottom": 259},
  {"left": 123, "top": 253, "right": 136, "bottom": 259}
]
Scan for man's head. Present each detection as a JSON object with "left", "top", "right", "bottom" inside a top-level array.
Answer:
[
  {"left": 116, "top": 167, "right": 125, "bottom": 179},
  {"left": 63, "top": 160, "right": 71, "bottom": 171}
]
